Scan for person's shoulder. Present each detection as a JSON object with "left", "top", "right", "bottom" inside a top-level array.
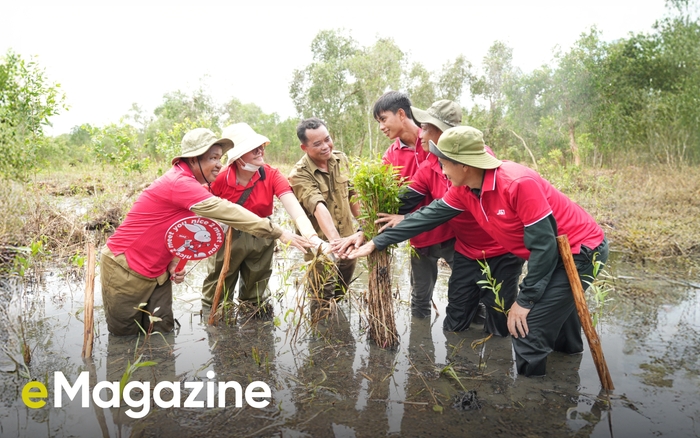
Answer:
[
  {"left": 288, "top": 155, "right": 311, "bottom": 179},
  {"left": 332, "top": 150, "right": 349, "bottom": 160}
]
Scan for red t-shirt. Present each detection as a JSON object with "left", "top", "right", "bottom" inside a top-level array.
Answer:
[
  {"left": 107, "top": 163, "right": 214, "bottom": 278},
  {"left": 381, "top": 131, "right": 426, "bottom": 181},
  {"left": 409, "top": 154, "right": 507, "bottom": 258},
  {"left": 442, "top": 161, "right": 604, "bottom": 259},
  {"left": 209, "top": 164, "right": 292, "bottom": 217}
]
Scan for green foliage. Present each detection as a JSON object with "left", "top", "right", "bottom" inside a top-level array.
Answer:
[
  {"left": 583, "top": 254, "right": 615, "bottom": 328},
  {"left": 0, "top": 50, "right": 66, "bottom": 180},
  {"left": 476, "top": 258, "right": 507, "bottom": 315},
  {"left": 350, "top": 158, "right": 407, "bottom": 238},
  {"left": 291, "top": 29, "right": 471, "bottom": 158},
  {"left": 12, "top": 236, "right": 49, "bottom": 278},
  {"left": 119, "top": 354, "right": 157, "bottom": 401}
]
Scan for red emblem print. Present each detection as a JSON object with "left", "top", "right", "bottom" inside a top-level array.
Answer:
[{"left": 165, "top": 216, "right": 225, "bottom": 271}]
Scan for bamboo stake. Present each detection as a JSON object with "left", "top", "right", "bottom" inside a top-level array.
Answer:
[
  {"left": 556, "top": 235, "right": 614, "bottom": 391},
  {"left": 209, "top": 228, "right": 233, "bottom": 325},
  {"left": 81, "top": 242, "right": 96, "bottom": 359}
]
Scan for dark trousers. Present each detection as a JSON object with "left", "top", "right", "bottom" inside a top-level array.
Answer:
[
  {"left": 444, "top": 252, "right": 524, "bottom": 335},
  {"left": 409, "top": 239, "right": 455, "bottom": 317},
  {"left": 514, "top": 237, "right": 610, "bottom": 376}
]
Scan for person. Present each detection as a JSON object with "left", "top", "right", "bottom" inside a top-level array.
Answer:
[
  {"left": 344, "top": 101, "right": 523, "bottom": 336},
  {"left": 368, "top": 125, "right": 608, "bottom": 377},
  {"left": 373, "top": 90, "right": 426, "bottom": 180},
  {"left": 200, "top": 123, "right": 327, "bottom": 309},
  {"left": 372, "top": 92, "right": 457, "bottom": 319},
  {"left": 288, "top": 118, "right": 363, "bottom": 300},
  {"left": 100, "top": 128, "right": 311, "bottom": 336}
]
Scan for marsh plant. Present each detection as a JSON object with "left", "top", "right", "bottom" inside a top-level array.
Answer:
[
  {"left": 476, "top": 257, "right": 508, "bottom": 316},
  {"left": 287, "top": 248, "right": 338, "bottom": 343},
  {"left": 583, "top": 255, "right": 615, "bottom": 328},
  {"left": 352, "top": 158, "right": 406, "bottom": 348}
]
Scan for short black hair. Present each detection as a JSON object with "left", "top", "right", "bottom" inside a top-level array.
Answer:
[
  {"left": 296, "top": 117, "right": 327, "bottom": 144},
  {"left": 372, "top": 90, "right": 414, "bottom": 121}
]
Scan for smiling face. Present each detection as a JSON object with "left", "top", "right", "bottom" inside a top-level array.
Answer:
[
  {"left": 188, "top": 144, "right": 223, "bottom": 184},
  {"left": 237, "top": 144, "right": 266, "bottom": 168},
  {"left": 300, "top": 125, "right": 334, "bottom": 167},
  {"left": 375, "top": 109, "right": 405, "bottom": 140}
]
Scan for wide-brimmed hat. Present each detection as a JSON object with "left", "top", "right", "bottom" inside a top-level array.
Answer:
[
  {"left": 171, "top": 128, "right": 233, "bottom": 165},
  {"left": 430, "top": 126, "right": 502, "bottom": 169},
  {"left": 223, "top": 123, "right": 271, "bottom": 162},
  {"left": 411, "top": 100, "right": 462, "bottom": 132}
]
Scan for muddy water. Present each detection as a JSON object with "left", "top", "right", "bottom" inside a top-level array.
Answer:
[{"left": 0, "top": 248, "right": 698, "bottom": 438}]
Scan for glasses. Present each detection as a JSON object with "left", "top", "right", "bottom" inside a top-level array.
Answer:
[{"left": 251, "top": 145, "right": 264, "bottom": 156}]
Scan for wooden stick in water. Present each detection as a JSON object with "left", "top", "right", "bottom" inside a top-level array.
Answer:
[
  {"left": 81, "top": 242, "right": 96, "bottom": 359},
  {"left": 209, "top": 227, "right": 233, "bottom": 325},
  {"left": 556, "top": 235, "right": 614, "bottom": 391}
]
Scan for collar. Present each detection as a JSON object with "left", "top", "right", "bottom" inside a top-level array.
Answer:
[
  {"left": 481, "top": 167, "right": 498, "bottom": 194},
  {"left": 174, "top": 162, "right": 196, "bottom": 179},
  {"left": 397, "top": 128, "right": 423, "bottom": 150},
  {"left": 305, "top": 151, "right": 338, "bottom": 174}
]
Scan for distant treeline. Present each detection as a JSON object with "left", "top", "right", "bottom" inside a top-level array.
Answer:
[{"left": 1, "top": 0, "right": 699, "bottom": 180}]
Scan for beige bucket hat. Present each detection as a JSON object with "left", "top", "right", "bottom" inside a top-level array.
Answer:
[
  {"left": 223, "top": 123, "right": 271, "bottom": 162},
  {"left": 411, "top": 100, "right": 462, "bottom": 132},
  {"left": 171, "top": 128, "right": 233, "bottom": 165}
]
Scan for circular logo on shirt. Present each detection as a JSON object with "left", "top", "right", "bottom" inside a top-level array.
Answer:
[{"left": 165, "top": 216, "right": 225, "bottom": 261}]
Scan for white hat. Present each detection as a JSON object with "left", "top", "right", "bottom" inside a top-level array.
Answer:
[{"left": 222, "top": 123, "right": 270, "bottom": 162}]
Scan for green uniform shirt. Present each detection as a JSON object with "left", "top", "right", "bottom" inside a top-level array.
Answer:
[{"left": 289, "top": 151, "right": 356, "bottom": 240}]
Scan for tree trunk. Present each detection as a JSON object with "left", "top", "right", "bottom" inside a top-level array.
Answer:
[{"left": 568, "top": 119, "right": 580, "bottom": 166}]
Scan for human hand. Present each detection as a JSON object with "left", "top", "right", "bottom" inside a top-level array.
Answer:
[
  {"left": 507, "top": 302, "right": 531, "bottom": 338},
  {"left": 168, "top": 259, "right": 186, "bottom": 284},
  {"left": 309, "top": 236, "right": 336, "bottom": 261},
  {"left": 330, "top": 231, "right": 365, "bottom": 258},
  {"left": 345, "top": 240, "right": 376, "bottom": 260},
  {"left": 279, "top": 230, "right": 313, "bottom": 252},
  {"left": 375, "top": 213, "right": 404, "bottom": 234}
]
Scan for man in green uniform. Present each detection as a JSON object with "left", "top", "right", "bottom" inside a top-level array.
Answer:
[{"left": 289, "top": 118, "right": 363, "bottom": 299}]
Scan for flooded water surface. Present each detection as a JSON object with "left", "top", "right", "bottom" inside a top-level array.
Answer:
[{"left": 0, "top": 248, "right": 699, "bottom": 437}]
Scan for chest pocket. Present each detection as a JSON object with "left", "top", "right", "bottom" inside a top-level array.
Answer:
[{"left": 334, "top": 174, "right": 349, "bottom": 200}]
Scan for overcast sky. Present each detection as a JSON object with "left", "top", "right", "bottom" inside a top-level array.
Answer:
[{"left": 3, "top": 0, "right": 668, "bottom": 135}]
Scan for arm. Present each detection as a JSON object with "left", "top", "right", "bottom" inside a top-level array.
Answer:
[
  {"left": 191, "top": 197, "right": 311, "bottom": 252},
  {"left": 508, "top": 214, "right": 559, "bottom": 338},
  {"left": 308, "top": 202, "right": 339, "bottom": 241},
  {"left": 517, "top": 214, "right": 559, "bottom": 308},
  {"left": 279, "top": 192, "right": 331, "bottom": 253},
  {"left": 373, "top": 199, "right": 461, "bottom": 250},
  {"left": 397, "top": 188, "right": 426, "bottom": 215}
]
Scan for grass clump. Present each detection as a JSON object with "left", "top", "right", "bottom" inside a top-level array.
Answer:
[{"left": 352, "top": 158, "right": 406, "bottom": 348}]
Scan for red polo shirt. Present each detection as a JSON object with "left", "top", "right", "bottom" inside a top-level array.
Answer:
[
  {"left": 405, "top": 153, "right": 454, "bottom": 248},
  {"left": 442, "top": 161, "right": 604, "bottom": 259},
  {"left": 410, "top": 153, "right": 507, "bottom": 258},
  {"left": 209, "top": 164, "right": 292, "bottom": 217},
  {"left": 107, "top": 163, "right": 214, "bottom": 278},
  {"left": 381, "top": 130, "right": 426, "bottom": 181}
]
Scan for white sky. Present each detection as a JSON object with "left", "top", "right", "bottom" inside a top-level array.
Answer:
[{"left": 2, "top": 0, "right": 668, "bottom": 135}]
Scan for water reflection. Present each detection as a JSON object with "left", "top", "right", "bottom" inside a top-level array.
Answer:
[{"left": 0, "top": 252, "right": 699, "bottom": 437}]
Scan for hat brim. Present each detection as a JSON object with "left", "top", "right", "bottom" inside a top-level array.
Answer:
[
  {"left": 411, "top": 106, "right": 453, "bottom": 133},
  {"left": 227, "top": 133, "right": 271, "bottom": 162},
  {"left": 171, "top": 138, "right": 234, "bottom": 165},
  {"left": 429, "top": 140, "right": 502, "bottom": 169}
]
